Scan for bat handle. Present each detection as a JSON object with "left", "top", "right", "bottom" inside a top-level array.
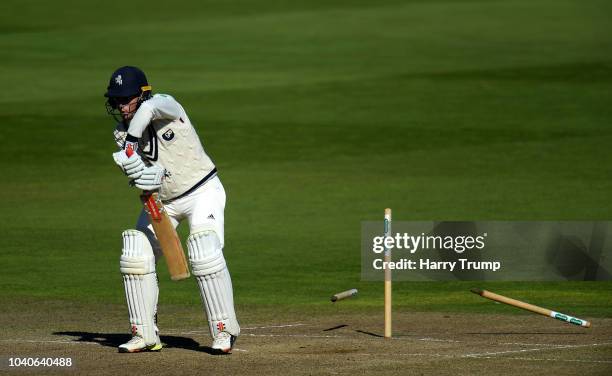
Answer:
[{"left": 124, "top": 144, "right": 162, "bottom": 221}]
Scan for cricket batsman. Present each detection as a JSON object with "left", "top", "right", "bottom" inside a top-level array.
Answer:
[{"left": 104, "top": 66, "right": 240, "bottom": 353}]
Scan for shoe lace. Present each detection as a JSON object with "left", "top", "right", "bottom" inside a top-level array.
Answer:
[
  {"left": 126, "top": 336, "right": 144, "bottom": 345},
  {"left": 214, "top": 331, "right": 231, "bottom": 341}
]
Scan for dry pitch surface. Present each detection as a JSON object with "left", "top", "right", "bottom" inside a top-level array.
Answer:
[{"left": 1, "top": 302, "right": 611, "bottom": 375}]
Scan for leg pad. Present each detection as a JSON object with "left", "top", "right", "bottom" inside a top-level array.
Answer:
[{"left": 188, "top": 229, "right": 240, "bottom": 337}]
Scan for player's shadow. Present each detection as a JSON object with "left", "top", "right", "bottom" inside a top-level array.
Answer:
[{"left": 53, "top": 331, "right": 225, "bottom": 354}]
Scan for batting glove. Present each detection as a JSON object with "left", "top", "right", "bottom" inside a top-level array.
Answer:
[
  {"left": 112, "top": 150, "right": 145, "bottom": 179},
  {"left": 133, "top": 165, "right": 165, "bottom": 191}
]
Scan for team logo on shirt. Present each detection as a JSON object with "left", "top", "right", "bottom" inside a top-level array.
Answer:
[{"left": 162, "top": 129, "right": 175, "bottom": 141}]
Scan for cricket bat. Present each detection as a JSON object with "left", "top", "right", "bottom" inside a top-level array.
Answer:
[{"left": 126, "top": 146, "right": 190, "bottom": 281}]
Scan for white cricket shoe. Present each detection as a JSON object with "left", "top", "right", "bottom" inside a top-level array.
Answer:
[
  {"left": 118, "top": 336, "right": 162, "bottom": 353},
  {"left": 211, "top": 332, "right": 237, "bottom": 354}
]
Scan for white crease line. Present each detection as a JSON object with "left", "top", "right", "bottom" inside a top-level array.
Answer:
[
  {"left": 340, "top": 353, "right": 612, "bottom": 365},
  {"left": 243, "top": 324, "right": 305, "bottom": 330},
  {"left": 462, "top": 342, "right": 612, "bottom": 358},
  {"left": 246, "top": 333, "right": 462, "bottom": 342},
  {"left": 463, "top": 347, "right": 552, "bottom": 358},
  {"left": 366, "top": 353, "right": 453, "bottom": 358},
  {"left": 501, "top": 356, "right": 612, "bottom": 364},
  {"left": 233, "top": 348, "right": 248, "bottom": 352},
  {"left": 336, "top": 353, "right": 453, "bottom": 358},
  {"left": 386, "top": 336, "right": 462, "bottom": 343},
  {"left": 0, "top": 339, "right": 98, "bottom": 346},
  {"left": 500, "top": 342, "right": 568, "bottom": 347},
  {"left": 416, "top": 337, "right": 461, "bottom": 343},
  {"left": 244, "top": 333, "right": 343, "bottom": 339},
  {"left": 167, "top": 323, "right": 305, "bottom": 335}
]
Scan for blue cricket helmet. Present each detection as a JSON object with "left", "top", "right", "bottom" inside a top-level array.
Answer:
[{"left": 105, "top": 66, "right": 151, "bottom": 98}]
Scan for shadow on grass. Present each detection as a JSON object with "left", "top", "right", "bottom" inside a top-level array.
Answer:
[
  {"left": 354, "top": 330, "right": 384, "bottom": 338},
  {"left": 53, "top": 331, "right": 229, "bottom": 354},
  {"left": 323, "top": 324, "right": 348, "bottom": 332}
]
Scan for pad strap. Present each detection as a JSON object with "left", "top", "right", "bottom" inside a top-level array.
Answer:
[{"left": 120, "top": 230, "right": 155, "bottom": 275}]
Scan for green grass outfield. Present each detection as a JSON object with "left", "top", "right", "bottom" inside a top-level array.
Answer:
[{"left": 1, "top": 0, "right": 611, "bottom": 318}]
